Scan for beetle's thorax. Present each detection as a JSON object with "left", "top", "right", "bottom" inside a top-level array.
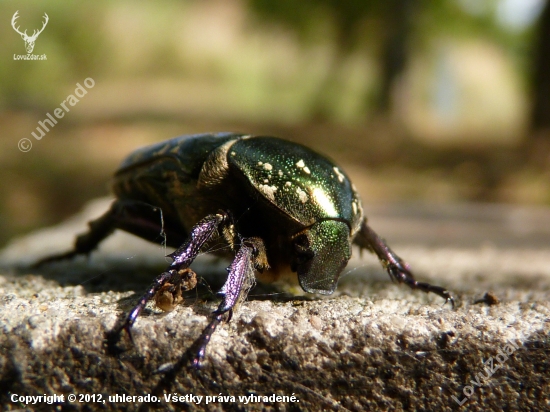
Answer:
[{"left": 202, "top": 136, "right": 364, "bottom": 234}]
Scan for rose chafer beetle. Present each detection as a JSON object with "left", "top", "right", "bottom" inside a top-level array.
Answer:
[{"left": 37, "top": 132, "right": 453, "bottom": 366}]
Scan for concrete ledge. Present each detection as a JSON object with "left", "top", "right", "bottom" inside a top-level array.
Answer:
[{"left": 1, "top": 199, "right": 549, "bottom": 411}]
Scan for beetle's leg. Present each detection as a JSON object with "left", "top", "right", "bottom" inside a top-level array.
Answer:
[
  {"left": 32, "top": 204, "right": 118, "bottom": 267},
  {"left": 193, "top": 237, "right": 267, "bottom": 368},
  {"left": 118, "top": 212, "right": 230, "bottom": 341},
  {"left": 33, "top": 200, "right": 183, "bottom": 267},
  {"left": 354, "top": 220, "right": 454, "bottom": 307}
]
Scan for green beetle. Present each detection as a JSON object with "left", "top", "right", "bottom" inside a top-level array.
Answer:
[{"left": 38, "top": 132, "right": 453, "bottom": 366}]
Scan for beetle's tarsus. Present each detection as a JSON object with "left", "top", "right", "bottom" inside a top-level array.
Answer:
[
  {"left": 193, "top": 312, "right": 225, "bottom": 369},
  {"left": 388, "top": 265, "right": 455, "bottom": 307},
  {"left": 356, "top": 220, "right": 455, "bottom": 306},
  {"left": 193, "top": 237, "right": 264, "bottom": 366}
]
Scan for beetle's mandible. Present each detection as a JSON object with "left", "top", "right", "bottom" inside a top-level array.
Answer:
[{"left": 36, "top": 132, "right": 453, "bottom": 366}]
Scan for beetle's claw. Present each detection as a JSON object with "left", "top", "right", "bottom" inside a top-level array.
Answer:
[
  {"left": 444, "top": 295, "right": 455, "bottom": 309},
  {"left": 428, "top": 285, "right": 455, "bottom": 308},
  {"left": 449, "top": 297, "right": 455, "bottom": 309},
  {"left": 125, "top": 326, "right": 135, "bottom": 344},
  {"left": 117, "top": 322, "right": 135, "bottom": 345},
  {"left": 386, "top": 261, "right": 454, "bottom": 307}
]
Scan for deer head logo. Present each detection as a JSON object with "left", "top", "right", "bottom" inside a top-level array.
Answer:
[{"left": 11, "top": 11, "right": 49, "bottom": 54}]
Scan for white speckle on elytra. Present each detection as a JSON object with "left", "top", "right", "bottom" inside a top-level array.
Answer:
[
  {"left": 296, "top": 187, "right": 308, "bottom": 203},
  {"left": 264, "top": 179, "right": 269, "bottom": 183},
  {"left": 285, "top": 181, "right": 292, "bottom": 187},
  {"left": 296, "top": 159, "right": 305, "bottom": 168},
  {"left": 264, "top": 163, "right": 273, "bottom": 171},
  {"left": 278, "top": 170, "right": 283, "bottom": 176},
  {"left": 259, "top": 184, "right": 277, "bottom": 201},
  {"left": 258, "top": 161, "right": 263, "bottom": 166},
  {"left": 333, "top": 167, "right": 345, "bottom": 183},
  {"left": 231, "top": 151, "right": 236, "bottom": 156},
  {"left": 303, "top": 166, "right": 311, "bottom": 174}
]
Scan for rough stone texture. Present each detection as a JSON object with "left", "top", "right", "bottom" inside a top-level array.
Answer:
[{"left": 1, "top": 198, "right": 549, "bottom": 411}]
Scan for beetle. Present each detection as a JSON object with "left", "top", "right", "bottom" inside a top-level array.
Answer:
[{"left": 37, "top": 132, "right": 453, "bottom": 366}]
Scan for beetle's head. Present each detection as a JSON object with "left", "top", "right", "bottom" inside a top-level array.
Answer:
[{"left": 291, "top": 220, "right": 351, "bottom": 294}]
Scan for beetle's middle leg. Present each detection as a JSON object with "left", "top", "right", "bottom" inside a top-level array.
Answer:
[{"left": 354, "top": 219, "right": 454, "bottom": 307}]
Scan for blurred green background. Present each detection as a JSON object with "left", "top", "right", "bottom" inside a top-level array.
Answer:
[{"left": 2, "top": 0, "right": 550, "bottom": 247}]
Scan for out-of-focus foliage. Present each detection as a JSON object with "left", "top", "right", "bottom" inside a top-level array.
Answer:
[
  {"left": 0, "top": 1, "right": 108, "bottom": 108},
  {"left": 1, "top": 0, "right": 546, "bottom": 149},
  {"left": 246, "top": 0, "right": 536, "bottom": 115},
  {"left": 1, "top": 0, "right": 549, "bottom": 247}
]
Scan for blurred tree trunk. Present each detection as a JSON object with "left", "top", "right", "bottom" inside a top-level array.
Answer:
[
  {"left": 309, "top": 0, "right": 416, "bottom": 120},
  {"left": 532, "top": 0, "right": 550, "bottom": 132},
  {"left": 376, "top": 0, "right": 415, "bottom": 113}
]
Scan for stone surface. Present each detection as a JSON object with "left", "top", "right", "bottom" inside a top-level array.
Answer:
[{"left": 1, "top": 198, "right": 549, "bottom": 411}]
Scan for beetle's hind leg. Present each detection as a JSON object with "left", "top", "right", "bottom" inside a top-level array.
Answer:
[
  {"left": 32, "top": 202, "right": 119, "bottom": 267},
  {"left": 33, "top": 200, "right": 181, "bottom": 268},
  {"left": 354, "top": 220, "right": 454, "bottom": 307}
]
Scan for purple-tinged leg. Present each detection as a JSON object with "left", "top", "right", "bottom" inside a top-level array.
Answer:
[
  {"left": 118, "top": 212, "right": 231, "bottom": 340},
  {"left": 193, "top": 237, "right": 266, "bottom": 367},
  {"left": 354, "top": 219, "right": 454, "bottom": 307}
]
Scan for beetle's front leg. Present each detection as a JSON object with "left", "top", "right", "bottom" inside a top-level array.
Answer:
[
  {"left": 193, "top": 237, "right": 267, "bottom": 368},
  {"left": 355, "top": 220, "right": 454, "bottom": 307},
  {"left": 117, "top": 212, "right": 230, "bottom": 341}
]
